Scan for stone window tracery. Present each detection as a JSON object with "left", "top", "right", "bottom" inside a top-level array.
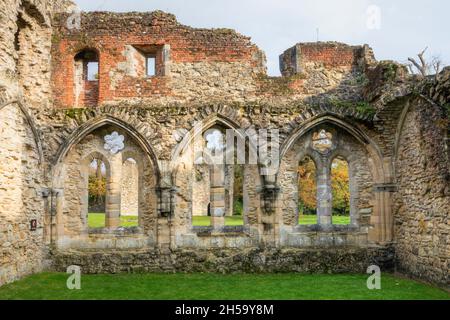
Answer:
[{"left": 190, "top": 126, "right": 246, "bottom": 228}]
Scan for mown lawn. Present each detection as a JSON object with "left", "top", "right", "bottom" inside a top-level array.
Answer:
[
  {"left": 299, "top": 215, "right": 351, "bottom": 225},
  {"left": 88, "top": 213, "right": 138, "bottom": 228},
  {"left": 89, "top": 214, "right": 349, "bottom": 227},
  {"left": 192, "top": 216, "right": 244, "bottom": 226},
  {"left": 191, "top": 215, "right": 351, "bottom": 226},
  {"left": 0, "top": 273, "right": 448, "bottom": 300}
]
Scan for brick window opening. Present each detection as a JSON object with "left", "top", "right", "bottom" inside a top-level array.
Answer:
[
  {"left": 87, "top": 62, "right": 99, "bottom": 81},
  {"left": 146, "top": 55, "right": 156, "bottom": 77},
  {"left": 131, "top": 45, "right": 167, "bottom": 77},
  {"left": 74, "top": 49, "right": 99, "bottom": 107}
]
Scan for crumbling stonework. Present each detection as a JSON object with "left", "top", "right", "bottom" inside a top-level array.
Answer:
[
  {"left": 52, "top": 246, "right": 395, "bottom": 275},
  {"left": 0, "top": 5, "right": 448, "bottom": 288},
  {"left": 392, "top": 74, "right": 450, "bottom": 285},
  {"left": 0, "top": 0, "right": 75, "bottom": 287},
  {"left": 0, "top": 102, "right": 44, "bottom": 285}
]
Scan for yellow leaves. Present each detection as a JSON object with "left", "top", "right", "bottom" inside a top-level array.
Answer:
[
  {"left": 297, "top": 157, "right": 350, "bottom": 216},
  {"left": 298, "top": 157, "right": 317, "bottom": 211},
  {"left": 331, "top": 158, "right": 350, "bottom": 216},
  {"left": 88, "top": 176, "right": 106, "bottom": 198}
]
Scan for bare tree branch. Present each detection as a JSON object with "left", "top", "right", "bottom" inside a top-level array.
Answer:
[
  {"left": 418, "top": 47, "right": 428, "bottom": 70},
  {"left": 408, "top": 47, "right": 429, "bottom": 77},
  {"left": 431, "top": 56, "right": 442, "bottom": 81}
]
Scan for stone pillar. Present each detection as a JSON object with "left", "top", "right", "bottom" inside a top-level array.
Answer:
[
  {"left": 106, "top": 153, "right": 122, "bottom": 229},
  {"left": 54, "top": 189, "right": 65, "bottom": 239},
  {"left": 42, "top": 189, "right": 51, "bottom": 243},
  {"left": 159, "top": 188, "right": 172, "bottom": 217},
  {"left": 210, "top": 164, "right": 225, "bottom": 228},
  {"left": 157, "top": 160, "right": 174, "bottom": 248},
  {"left": 317, "top": 164, "right": 332, "bottom": 226},
  {"left": 369, "top": 184, "right": 396, "bottom": 243},
  {"left": 225, "top": 165, "right": 234, "bottom": 217},
  {"left": 120, "top": 159, "right": 139, "bottom": 216}
]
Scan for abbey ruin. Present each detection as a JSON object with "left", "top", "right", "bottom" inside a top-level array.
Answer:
[{"left": 0, "top": 0, "right": 449, "bottom": 288}]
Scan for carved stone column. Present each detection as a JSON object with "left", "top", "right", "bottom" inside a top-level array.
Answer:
[
  {"left": 312, "top": 129, "right": 334, "bottom": 227},
  {"left": 317, "top": 164, "right": 332, "bottom": 226},
  {"left": 157, "top": 160, "right": 174, "bottom": 248},
  {"left": 106, "top": 152, "right": 122, "bottom": 229},
  {"left": 210, "top": 164, "right": 225, "bottom": 228}
]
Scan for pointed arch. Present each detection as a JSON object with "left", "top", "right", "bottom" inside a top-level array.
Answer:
[
  {"left": 53, "top": 115, "right": 161, "bottom": 183},
  {"left": 170, "top": 113, "right": 260, "bottom": 175},
  {"left": 280, "top": 114, "right": 385, "bottom": 183},
  {"left": 170, "top": 112, "right": 263, "bottom": 232}
]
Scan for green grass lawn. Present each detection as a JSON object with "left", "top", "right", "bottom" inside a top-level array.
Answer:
[
  {"left": 89, "top": 214, "right": 349, "bottom": 227},
  {"left": 299, "top": 215, "right": 351, "bottom": 225},
  {"left": 192, "top": 215, "right": 244, "bottom": 226},
  {"left": 0, "top": 273, "right": 447, "bottom": 300},
  {"left": 88, "top": 213, "right": 138, "bottom": 228}
]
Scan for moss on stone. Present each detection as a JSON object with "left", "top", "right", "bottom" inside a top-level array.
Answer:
[
  {"left": 64, "top": 108, "right": 86, "bottom": 121},
  {"left": 51, "top": 32, "right": 62, "bottom": 44},
  {"left": 384, "top": 63, "right": 399, "bottom": 82},
  {"left": 352, "top": 73, "right": 369, "bottom": 86},
  {"left": 329, "top": 98, "right": 376, "bottom": 117}
]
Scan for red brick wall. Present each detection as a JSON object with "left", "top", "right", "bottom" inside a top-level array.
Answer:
[
  {"left": 280, "top": 42, "right": 365, "bottom": 77},
  {"left": 299, "top": 43, "right": 360, "bottom": 68},
  {"left": 83, "top": 81, "right": 99, "bottom": 107},
  {"left": 51, "top": 11, "right": 262, "bottom": 108}
]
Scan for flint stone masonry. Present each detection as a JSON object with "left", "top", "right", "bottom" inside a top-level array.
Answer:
[
  {"left": 0, "top": 103, "right": 44, "bottom": 286},
  {"left": 51, "top": 246, "right": 395, "bottom": 274},
  {"left": 0, "top": 3, "right": 449, "bottom": 288}
]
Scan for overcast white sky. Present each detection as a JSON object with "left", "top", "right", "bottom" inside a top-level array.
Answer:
[{"left": 75, "top": 0, "right": 449, "bottom": 75}]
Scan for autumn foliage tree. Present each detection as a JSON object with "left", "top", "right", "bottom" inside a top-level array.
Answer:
[
  {"left": 298, "top": 157, "right": 317, "bottom": 215},
  {"left": 298, "top": 156, "right": 350, "bottom": 216},
  {"left": 331, "top": 158, "right": 350, "bottom": 216}
]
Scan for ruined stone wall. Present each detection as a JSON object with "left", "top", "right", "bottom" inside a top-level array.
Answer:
[
  {"left": 51, "top": 11, "right": 267, "bottom": 108},
  {"left": 0, "top": 4, "right": 448, "bottom": 288},
  {"left": 49, "top": 12, "right": 381, "bottom": 108},
  {"left": 394, "top": 87, "right": 450, "bottom": 286},
  {"left": 280, "top": 42, "right": 367, "bottom": 77},
  {"left": 277, "top": 42, "right": 374, "bottom": 101},
  {"left": 0, "top": 0, "right": 75, "bottom": 287},
  {"left": 0, "top": 103, "right": 44, "bottom": 286},
  {"left": 0, "top": 0, "right": 75, "bottom": 108},
  {"left": 51, "top": 246, "right": 395, "bottom": 275}
]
